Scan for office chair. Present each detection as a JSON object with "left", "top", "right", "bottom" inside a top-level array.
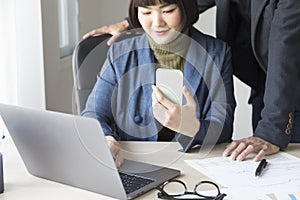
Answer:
[
  {"left": 72, "top": 34, "right": 111, "bottom": 114},
  {"left": 72, "top": 30, "right": 142, "bottom": 114}
]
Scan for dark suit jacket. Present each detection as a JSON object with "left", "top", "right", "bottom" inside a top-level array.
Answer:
[{"left": 197, "top": 0, "right": 300, "bottom": 148}]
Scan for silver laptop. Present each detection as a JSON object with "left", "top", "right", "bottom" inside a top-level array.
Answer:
[{"left": 0, "top": 103, "right": 180, "bottom": 200}]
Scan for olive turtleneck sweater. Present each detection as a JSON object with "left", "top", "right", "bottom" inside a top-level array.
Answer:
[{"left": 147, "top": 31, "right": 191, "bottom": 71}]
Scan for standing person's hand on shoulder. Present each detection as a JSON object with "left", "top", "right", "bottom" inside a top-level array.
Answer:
[{"left": 83, "top": 20, "right": 129, "bottom": 46}]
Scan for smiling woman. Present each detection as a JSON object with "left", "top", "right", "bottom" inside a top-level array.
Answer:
[{"left": 81, "top": 0, "right": 236, "bottom": 167}]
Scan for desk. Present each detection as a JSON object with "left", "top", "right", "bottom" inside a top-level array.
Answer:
[{"left": 1, "top": 134, "right": 300, "bottom": 200}]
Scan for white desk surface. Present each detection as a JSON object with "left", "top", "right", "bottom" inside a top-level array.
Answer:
[{"left": 1, "top": 134, "right": 300, "bottom": 200}]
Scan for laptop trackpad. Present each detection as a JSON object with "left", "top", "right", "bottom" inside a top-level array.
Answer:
[{"left": 119, "top": 159, "right": 162, "bottom": 174}]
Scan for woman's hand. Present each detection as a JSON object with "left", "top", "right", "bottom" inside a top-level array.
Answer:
[
  {"left": 105, "top": 136, "right": 124, "bottom": 167},
  {"left": 152, "top": 85, "right": 200, "bottom": 137}
]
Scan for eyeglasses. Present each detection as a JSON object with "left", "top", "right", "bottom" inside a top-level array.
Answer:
[{"left": 156, "top": 180, "right": 226, "bottom": 200}]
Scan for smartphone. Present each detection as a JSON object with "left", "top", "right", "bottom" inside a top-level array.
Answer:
[{"left": 155, "top": 68, "right": 183, "bottom": 105}]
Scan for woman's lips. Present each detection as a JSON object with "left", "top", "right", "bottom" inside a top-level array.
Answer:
[{"left": 153, "top": 29, "right": 169, "bottom": 36}]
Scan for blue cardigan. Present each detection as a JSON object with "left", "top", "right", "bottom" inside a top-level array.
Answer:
[{"left": 82, "top": 27, "right": 236, "bottom": 151}]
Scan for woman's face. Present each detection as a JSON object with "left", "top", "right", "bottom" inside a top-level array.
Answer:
[{"left": 138, "top": 3, "right": 182, "bottom": 44}]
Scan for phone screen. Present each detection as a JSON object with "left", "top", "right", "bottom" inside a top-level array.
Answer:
[{"left": 155, "top": 68, "right": 183, "bottom": 105}]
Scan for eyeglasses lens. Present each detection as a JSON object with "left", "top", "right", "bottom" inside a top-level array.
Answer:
[
  {"left": 163, "top": 181, "right": 186, "bottom": 196},
  {"left": 195, "top": 182, "right": 220, "bottom": 197}
]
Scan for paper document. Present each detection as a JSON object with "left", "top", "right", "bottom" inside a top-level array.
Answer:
[{"left": 185, "top": 152, "right": 300, "bottom": 197}]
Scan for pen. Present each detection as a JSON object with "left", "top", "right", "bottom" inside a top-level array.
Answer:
[{"left": 255, "top": 158, "right": 268, "bottom": 177}]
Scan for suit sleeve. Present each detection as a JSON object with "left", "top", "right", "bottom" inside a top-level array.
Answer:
[
  {"left": 197, "top": 0, "right": 216, "bottom": 13},
  {"left": 254, "top": 0, "right": 300, "bottom": 148}
]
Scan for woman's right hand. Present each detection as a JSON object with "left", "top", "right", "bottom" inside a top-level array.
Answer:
[
  {"left": 82, "top": 20, "right": 129, "bottom": 46},
  {"left": 105, "top": 136, "right": 124, "bottom": 168}
]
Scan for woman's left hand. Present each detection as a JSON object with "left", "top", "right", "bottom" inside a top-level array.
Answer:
[{"left": 152, "top": 85, "right": 200, "bottom": 137}]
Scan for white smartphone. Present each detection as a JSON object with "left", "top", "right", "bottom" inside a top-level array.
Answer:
[{"left": 155, "top": 68, "right": 183, "bottom": 105}]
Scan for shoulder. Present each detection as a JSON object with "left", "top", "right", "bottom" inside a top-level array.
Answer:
[
  {"left": 188, "top": 27, "right": 232, "bottom": 72},
  {"left": 190, "top": 27, "right": 230, "bottom": 50},
  {"left": 190, "top": 27, "right": 231, "bottom": 60},
  {"left": 103, "top": 33, "right": 152, "bottom": 74},
  {"left": 190, "top": 27, "right": 230, "bottom": 54},
  {"left": 110, "top": 32, "right": 149, "bottom": 55}
]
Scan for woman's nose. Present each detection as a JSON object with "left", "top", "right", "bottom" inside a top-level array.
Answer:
[{"left": 152, "top": 13, "right": 165, "bottom": 27}]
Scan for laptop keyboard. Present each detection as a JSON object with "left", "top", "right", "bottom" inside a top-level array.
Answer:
[{"left": 119, "top": 172, "right": 155, "bottom": 194}]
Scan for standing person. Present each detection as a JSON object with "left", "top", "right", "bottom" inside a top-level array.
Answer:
[
  {"left": 81, "top": 0, "right": 236, "bottom": 167},
  {"left": 83, "top": 0, "right": 300, "bottom": 162}
]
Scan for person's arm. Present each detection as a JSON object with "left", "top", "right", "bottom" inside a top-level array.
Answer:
[
  {"left": 254, "top": 0, "right": 300, "bottom": 149},
  {"left": 223, "top": 0, "right": 300, "bottom": 161},
  {"left": 83, "top": 20, "right": 130, "bottom": 45}
]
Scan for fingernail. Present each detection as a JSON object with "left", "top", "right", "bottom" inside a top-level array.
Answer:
[
  {"left": 237, "top": 155, "right": 243, "bottom": 161},
  {"left": 230, "top": 154, "right": 236, "bottom": 160}
]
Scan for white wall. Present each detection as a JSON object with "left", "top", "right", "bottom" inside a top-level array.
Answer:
[
  {"left": 0, "top": 0, "right": 17, "bottom": 104},
  {"left": 15, "top": 0, "right": 46, "bottom": 109},
  {"left": 0, "top": 0, "right": 45, "bottom": 109}
]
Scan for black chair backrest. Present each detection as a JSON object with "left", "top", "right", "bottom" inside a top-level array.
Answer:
[
  {"left": 72, "top": 34, "right": 111, "bottom": 114},
  {"left": 72, "top": 31, "right": 143, "bottom": 114}
]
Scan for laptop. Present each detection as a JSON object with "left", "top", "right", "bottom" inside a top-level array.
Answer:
[{"left": 0, "top": 103, "right": 180, "bottom": 199}]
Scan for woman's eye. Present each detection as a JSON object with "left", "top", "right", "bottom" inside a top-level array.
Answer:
[
  {"left": 142, "top": 11, "right": 151, "bottom": 15},
  {"left": 163, "top": 9, "right": 175, "bottom": 13}
]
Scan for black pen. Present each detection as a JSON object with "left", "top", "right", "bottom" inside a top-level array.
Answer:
[{"left": 255, "top": 158, "right": 268, "bottom": 177}]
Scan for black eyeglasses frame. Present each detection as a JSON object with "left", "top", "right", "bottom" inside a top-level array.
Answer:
[{"left": 156, "top": 179, "right": 226, "bottom": 200}]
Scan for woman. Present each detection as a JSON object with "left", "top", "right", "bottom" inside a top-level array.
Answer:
[{"left": 82, "top": 0, "right": 236, "bottom": 167}]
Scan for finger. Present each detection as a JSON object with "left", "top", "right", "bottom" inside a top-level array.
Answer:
[
  {"left": 115, "top": 151, "right": 124, "bottom": 168},
  {"left": 229, "top": 142, "right": 247, "bottom": 160},
  {"left": 107, "top": 33, "right": 121, "bottom": 46},
  {"left": 222, "top": 141, "right": 239, "bottom": 157},
  {"left": 152, "top": 101, "right": 168, "bottom": 124},
  {"left": 82, "top": 29, "right": 101, "bottom": 39},
  {"left": 151, "top": 85, "right": 158, "bottom": 101},
  {"left": 236, "top": 144, "right": 254, "bottom": 161},
  {"left": 253, "top": 149, "right": 266, "bottom": 162},
  {"left": 153, "top": 85, "right": 175, "bottom": 109},
  {"left": 106, "top": 136, "right": 120, "bottom": 157},
  {"left": 82, "top": 31, "right": 93, "bottom": 39},
  {"left": 183, "top": 86, "right": 195, "bottom": 106}
]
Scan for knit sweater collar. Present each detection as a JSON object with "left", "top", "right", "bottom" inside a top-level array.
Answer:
[{"left": 147, "top": 31, "right": 190, "bottom": 71}]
